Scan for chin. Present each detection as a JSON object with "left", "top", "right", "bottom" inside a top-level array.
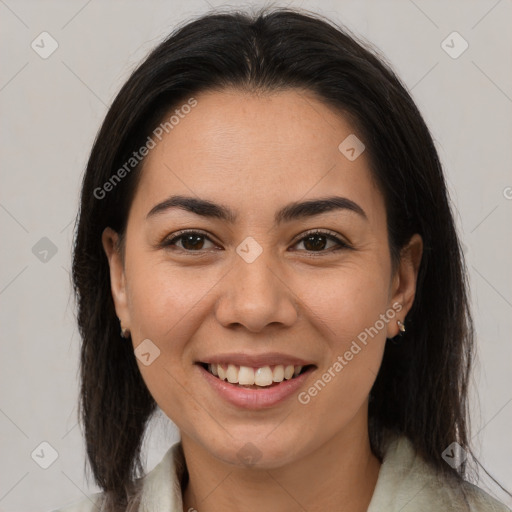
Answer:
[{"left": 202, "top": 431, "right": 303, "bottom": 469}]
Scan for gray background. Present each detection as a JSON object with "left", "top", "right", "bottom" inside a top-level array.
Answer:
[{"left": 0, "top": 0, "right": 511, "bottom": 510}]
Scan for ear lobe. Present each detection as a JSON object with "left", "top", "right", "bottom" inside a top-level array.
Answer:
[
  {"left": 101, "top": 227, "right": 130, "bottom": 325},
  {"left": 387, "top": 233, "right": 423, "bottom": 335}
]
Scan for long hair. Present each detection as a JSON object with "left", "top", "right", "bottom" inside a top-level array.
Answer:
[{"left": 72, "top": 6, "right": 482, "bottom": 509}]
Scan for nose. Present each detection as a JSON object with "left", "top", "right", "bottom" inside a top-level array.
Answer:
[{"left": 214, "top": 247, "right": 299, "bottom": 333}]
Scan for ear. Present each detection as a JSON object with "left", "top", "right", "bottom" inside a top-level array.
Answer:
[
  {"left": 386, "top": 233, "right": 423, "bottom": 338},
  {"left": 102, "top": 227, "right": 131, "bottom": 329}
]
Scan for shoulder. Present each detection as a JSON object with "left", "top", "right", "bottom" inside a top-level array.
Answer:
[
  {"left": 368, "top": 434, "right": 511, "bottom": 512},
  {"left": 459, "top": 480, "right": 512, "bottom": 512},
  {"left": 51, "top": 442, "right": 185, "bottom": 512}
]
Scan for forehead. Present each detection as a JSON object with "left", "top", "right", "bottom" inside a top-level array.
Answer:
[{"left": 131, "top": 88, "right": 385, "bottom": 225}]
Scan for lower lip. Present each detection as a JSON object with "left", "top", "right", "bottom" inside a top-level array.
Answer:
[{"left": 196, "top": 364, "right": 315, "bottom": 409}]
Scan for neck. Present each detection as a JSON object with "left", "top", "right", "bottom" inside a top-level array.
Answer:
[{"left": 181, "top": 415, "right": 381, "bottom": 512}]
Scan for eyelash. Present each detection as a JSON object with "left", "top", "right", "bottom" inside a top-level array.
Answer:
[{"left": 161, "top": 228, "right": 352, "bottom": 255}]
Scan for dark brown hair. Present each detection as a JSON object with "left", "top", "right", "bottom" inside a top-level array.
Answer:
[{"left": 71, "top": 6, "right": 500, "bottom": 510}]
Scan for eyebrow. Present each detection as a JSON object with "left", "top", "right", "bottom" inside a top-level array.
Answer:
[{"left": 146, "top": 194, "right": 368, "bottom": 224}]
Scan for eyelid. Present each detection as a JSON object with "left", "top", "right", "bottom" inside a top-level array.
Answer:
[
  {"left": 290, "top": 228, "right": 352, "bottom": 249},
  {"left": 161, "top": 228, "right": 352, "bottom": 252},
  {"left": 162, "top": 228, "right": 218, "bottom": 249}
]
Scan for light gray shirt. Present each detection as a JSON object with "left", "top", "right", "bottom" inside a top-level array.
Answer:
[{"left": 52, "top": 434, "right": 511, "bottom": 511}]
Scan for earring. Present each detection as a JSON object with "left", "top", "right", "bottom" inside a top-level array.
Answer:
[
  {"left": 119, "top": 319, "right": 131, "bottom": 339},
  {"left": 397, "top": 320, "right": 406, "bottom": 333}
]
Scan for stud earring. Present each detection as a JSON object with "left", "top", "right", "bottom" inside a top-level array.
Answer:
[
  {"left": 119, "top": 319, "right": 131, "bottom": 339},
  {"left": 397, "top": 320, "right": 406, "bottom": 333}
]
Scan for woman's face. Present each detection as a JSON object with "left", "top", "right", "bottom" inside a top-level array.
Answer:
[{"left": 103, "top": 88, "right": 422, "bottom": 468}]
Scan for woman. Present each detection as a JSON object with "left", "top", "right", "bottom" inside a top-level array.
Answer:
[{"left": 55, "top": 6, "right": 510, "bottom": 512}]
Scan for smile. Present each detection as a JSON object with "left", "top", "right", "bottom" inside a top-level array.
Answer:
[{"left": 200, "top": 362, "right": 312, "bottom": 388}]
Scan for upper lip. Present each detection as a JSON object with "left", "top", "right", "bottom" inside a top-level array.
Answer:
[{"left": 197, "top": 352, "right": 315, "bottom": 368}]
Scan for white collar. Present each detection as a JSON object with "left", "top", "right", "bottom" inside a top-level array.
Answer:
[
  {"left": 59, "top": 434, "right": 509, "bottom": 511},
  {"left": 138, "top": 435, "right": 508, "bottom": 512}
]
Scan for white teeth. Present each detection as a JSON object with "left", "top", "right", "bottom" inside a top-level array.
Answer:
[
  {"left": 284, "top": 365, "right": 295, "bottom": 380},
  {"left": 207, "top": 362, "right": 306, "bottom": 386},
  {"left": 226, "top": 364, "right": 238, "bottom": 383},
  {"left": 273, "top": 365, "right": 284, "bottom": 382},
  {"left": 254, "top": 366, "right": 273, "bottom": 386},
  {"left": 238, "top": 366, "right": 255, "bottom": 385}
]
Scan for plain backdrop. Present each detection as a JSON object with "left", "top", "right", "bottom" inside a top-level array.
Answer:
[{"left": 0, "top": 0, "right": 511, "bottom": 510}]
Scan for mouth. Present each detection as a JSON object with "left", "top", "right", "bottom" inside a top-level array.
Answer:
[{"left": 197, "top": 362, "right": 316, "bottom": 389}]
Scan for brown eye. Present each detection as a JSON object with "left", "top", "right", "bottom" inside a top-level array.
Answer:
[
  {"left": 302, "top": 233, "right": 330, "bottom": 251},
  {"left": 292, "top": 230, "right": 351, "bottom": 253},
  {"left": 163, "top": 231, "right": 216, "bottom": 252},
  {"left": 179, "top": 233, "right": 207, "bottom": 250}
]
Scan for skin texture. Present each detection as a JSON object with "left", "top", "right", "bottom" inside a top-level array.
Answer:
[{"left": 102, "top": 88, "right": 423, "bottom": 512}]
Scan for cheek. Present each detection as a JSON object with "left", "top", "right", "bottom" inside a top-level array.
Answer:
[
  {"left": 123, "top": 254, "right": 217, "bottom": 410},
  {"left": 293, "top": 256, "right": 392, "bottom": 343},
  {"left": 292, "top": 260, "right": 390, "bottom": 410},
  {"left": 125, "top": 255, "right": 218, "bottom": 343},
  {"left": 123, "top": 259, "right": 217, "bottom": 432}
]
